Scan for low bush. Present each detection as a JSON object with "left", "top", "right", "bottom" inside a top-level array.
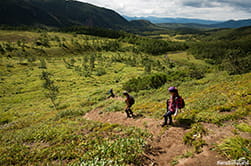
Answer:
[
  {"left": 123, "top": 73, "right": 167, "bottom": 92},
  {"left": 217, "top": 136, "right": 251, "bottom": 160},
  {"left": 38, "top": 58, "right": 47, "bottom": 69},
  {"left": 235, "top": 123, "right": 251, "bottom": 133},
  {"left": 183, "top": 123, "right": 207, "bottom": 153},
  {"left": 95, "top": 67, "right": 107, "bottom": 76},
  {"left": 55, "top": 109, "right": 86, "bottom": 119}
]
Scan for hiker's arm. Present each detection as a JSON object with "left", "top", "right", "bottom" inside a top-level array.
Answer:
[{"left": 166, "top": 99, "right": 169, "bottom": 111}]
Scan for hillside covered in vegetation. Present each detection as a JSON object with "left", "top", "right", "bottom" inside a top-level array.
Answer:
[{"left": 0, "top": 25, "right": 250, "bottom": 166}]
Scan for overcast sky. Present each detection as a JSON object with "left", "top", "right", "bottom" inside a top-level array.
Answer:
[{"left": 77, "top": 0, "right": 251, "bottom": 20}]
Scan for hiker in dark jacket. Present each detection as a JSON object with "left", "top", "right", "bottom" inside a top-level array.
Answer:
[
  {"left": 123, "top": 91, "right": 135, "bottom": 118},
  {"left": 162, "top": 87, "right": 184, "bottom": 127},
  {"left": 107, "top": 88, "right": 115, "bottom": 98}
]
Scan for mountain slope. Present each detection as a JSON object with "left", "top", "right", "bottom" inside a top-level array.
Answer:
[
  {"left": 0, "top": 0, "right": 130, "bottom": 28},
  {"left": 130, "top": 20, "right": 155, "bottom": 27}
]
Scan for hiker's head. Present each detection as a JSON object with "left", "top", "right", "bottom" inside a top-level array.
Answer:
[
  {"left": 123, "top": 91, "right": 129, "bottom": 96},
  {"left": 168, "top": 87, "right": 178, "bottom": 95}
]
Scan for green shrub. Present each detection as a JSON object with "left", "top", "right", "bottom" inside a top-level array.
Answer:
[
  {"left": 6, "top": 64, "right": 14, "bottom": 68},
  {"left": 95, "top": 67, "right": 106, "bottom": 76},
  {"left": 55, "top": 109, "right": 86, "bottom": 119},
  {"left": 3, "top": 42, "right": 16, "bottom": 52},
  {"left": 123, "top": 73, "right": 167, "bottom": 92},
  {"left": 0, "top": 117, "right": 11, "bottom": 125},
  {"left": 38, "top": 58, "right": 47, "bottom": 69},
  {"left": 76, "top": 157, "right": 121, "bottom": 166},
  {"left": 36, "top": 33, "right": 50, "bottom": 47},
  {"left": 166, "top": 65, "right": 205, "bottom": 81},
  {"left": 235, "top": 123, "right": 251, "bottom": 133},
  {"left": 101, "top": 40, "right": 120, "bottom": 52},
  {"left": 40, "top": 71, "right": 59, "bottom": 109},
  {"left": 166, "top": 70, "right": 189, "bottom": 82},
  {"left": 217, "top": 136, "right": 251, "bottom": 160},
  {"left": 183, "top": 123, "right": 207, "bottom": 153},
  {"left": 187, "top": 65, "right": 205, "bottom": 79},
  {"left": 0, "top": 44, "right": 5, "bottom": 54}
]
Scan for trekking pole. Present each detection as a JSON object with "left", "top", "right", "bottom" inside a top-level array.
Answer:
[{"left": 174, "top": 108, "right": 179, "bottom": 120}]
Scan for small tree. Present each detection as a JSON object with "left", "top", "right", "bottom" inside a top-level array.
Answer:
[
  {"left": 38, "top": 58, "right": 47, "bottom": 69},
  {"left": 89, "top": 54, "right": 95, "bottom": 70},
  {"left": 17, "top": 40, "right": 22, "bottom": 47},
  {"left": 142, "top": 57, "right": 152, "bottom": 73},
  {"left": 4, "top": 42, "right": 15, "bottom": 52},
  {"left": 54, "top": 35, "right": 61, "bottom": 42},
  {"left": 70, "top": 58, "right": 76, "bottom": 66},
  {"left": 28, "top": 56, "right": 37, "bottom": 65},
  {"left": 36, "top": 33, "right": 50, "bottom": 47},
  {"left": 0, "top": 44, "right": 5, "bottom": 54},
  {"left": 144, "top": 63, "right": 152, "bottom": 73},
  {"left": 40, "top": 71, "right": 59, "bottom": 109}
]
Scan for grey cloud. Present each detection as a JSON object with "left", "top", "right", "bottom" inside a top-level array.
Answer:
[
  {"left": 78, "top": 0, "right": 251, "bottom": 20},
  {"left": 223, "top": 0, "right": 251, "bottom": 12},
  {"left": 182, "top": 0, "right": 220, "bottom": 8},
  {"left": 181, "top": 0, "right": 251, "bottom": 12}
]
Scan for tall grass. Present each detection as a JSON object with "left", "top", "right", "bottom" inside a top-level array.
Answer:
[{"left": 217, "top": 136, "right": 251, "bottom": 160}]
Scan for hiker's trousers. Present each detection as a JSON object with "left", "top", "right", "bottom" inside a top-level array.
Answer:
[
  {"left": 163, "top": 110, "right": 175, "bottom": 124},
  {"left": 125, "top": 105, "right": 133, "bottom": 117}
]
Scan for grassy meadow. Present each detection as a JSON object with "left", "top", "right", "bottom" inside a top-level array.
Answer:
[{"left": 0, "top": 29, "right": 250, "bottom": 165}]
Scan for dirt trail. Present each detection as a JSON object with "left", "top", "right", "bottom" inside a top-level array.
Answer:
[
  {"left": 84, "top": 107, "right": 229, "bottom": 166},
  {"left": 84, "top": 108, "right": 187, "bottom": 165}
]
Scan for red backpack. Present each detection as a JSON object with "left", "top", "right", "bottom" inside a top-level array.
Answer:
[{"left": 179, "top": 97, "right": 185, "bottom": 109}]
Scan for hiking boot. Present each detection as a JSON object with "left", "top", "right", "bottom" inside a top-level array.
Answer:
[{"left": 161, "top": 123, "right": 167, "bottom": 127}]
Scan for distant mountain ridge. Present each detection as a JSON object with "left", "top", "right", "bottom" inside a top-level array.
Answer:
[
  {"left": 158, "top": 19, "right": 251, "bottom": 30},
  {"left": 124, "top": 16, "right": 222, "bottom": 25},
  {"left": 125, "top": 16, "right": 251, "bottom": 29},
  {"left": 210, "top": 19, "right": 251, "bottom": 28}
]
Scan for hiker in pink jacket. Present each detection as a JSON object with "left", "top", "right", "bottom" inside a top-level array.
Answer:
[{"left": 162, "top": 87, "right": 185, "bottom": 127}]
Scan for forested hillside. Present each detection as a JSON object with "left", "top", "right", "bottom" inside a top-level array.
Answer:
[{"left": 188, "top": 26, "right": 251, "bottom": 74}]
